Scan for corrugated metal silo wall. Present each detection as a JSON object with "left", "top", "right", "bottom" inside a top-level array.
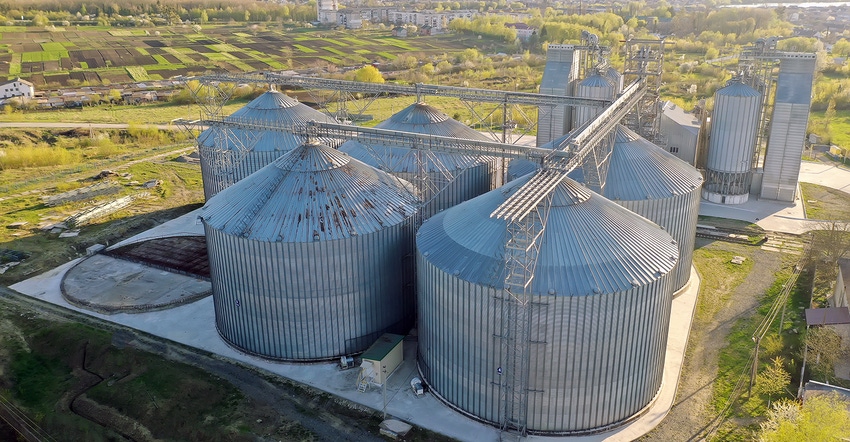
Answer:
[
  {"left": 706, "top": 89, "right": 760, "bottom": 174},
  {"left": 705, "top": 86, "right": 761, "bottom": 196},
  {"left": 537, "top": 46, "right": 579, "bottom": 146},
  {"left": 760, "top": 56, "right": 816, "bottom": 202},
  {"left": 615, "top": 186, "right": 701, "bottom": 292},
  {"left": 206, "top": 221, "right": 415, "bottom": 361},
  {"left": 201, "top": 150, "right": 290, "bottom": 201},
  {"left": 573, "top": 81, "right": 614, "bottom": 129},
  {"left": 395, "top": 160, "right": 500, "bottom": 219},
  {"left": 417, "top": 256, "right": 673, "bottom": 433}
]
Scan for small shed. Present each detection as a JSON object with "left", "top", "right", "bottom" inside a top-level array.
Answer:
[{"left": 358, "top": 333, "right": 404, "bottom": 387}]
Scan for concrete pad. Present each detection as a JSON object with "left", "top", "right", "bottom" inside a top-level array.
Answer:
[
  {"left": 11, "top": 257, "right": 700, "bottom": 442},
  {"left": 9, "top": 208, "right": 701, "bottom": 441},
  {"left": 698, "top": 196, "right": 813, "bottom": 234},
  {"left": 108, "top": 208, "right": 204, "bottom": 251},
  {"left": 61, "top": 254, "right": 210, "bottom": 314},
  {"left": 799, "top": 161, "right": 850, "bottom": 195}
]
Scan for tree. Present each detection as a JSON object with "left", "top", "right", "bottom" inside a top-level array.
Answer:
[
  {"left": 755, "top": 356, "right": 791, "bottom": 406},
  {"left": 354, "top": 65, "right": 384, "bottom": 83},
  {"left": 32, "top": 13, "right": 50, "bottom": 27},
  {"left": 833, "top": 39, "right": 850, "bottom": 57},
  {"left": 757, "top": 393, "right": 850, "bottom": 441},
  {"left": 810, "top": 221, "right": 850, "bottom": 283},
  {"left": 805, "top": 326, "right": 846, "bottom": 380},
  {"left": 824, "top": 98, "right": 836, "bottom": 126}
]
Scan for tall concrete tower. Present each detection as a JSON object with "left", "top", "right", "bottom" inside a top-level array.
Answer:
[
  {"left": 760, "top": 54, "right": 816, "bottom": 202},
  {"left": 537, "top": 45, "right": 579, "bottom": 146}
]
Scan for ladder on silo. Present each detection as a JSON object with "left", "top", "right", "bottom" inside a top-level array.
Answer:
[{"left": 492, "top": 171, "right": 557, "bottom": 438}]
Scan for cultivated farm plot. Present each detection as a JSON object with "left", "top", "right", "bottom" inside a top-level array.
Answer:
[{"left": 0, "top": 25, "right": 482, "bottom": 87}]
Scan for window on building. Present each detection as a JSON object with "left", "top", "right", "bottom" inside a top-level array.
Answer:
[{"left": 669, "top": 146, "right": 679, "bottom": 153}]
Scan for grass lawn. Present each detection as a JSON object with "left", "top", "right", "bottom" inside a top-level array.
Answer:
[
  {"left": 809, "top": 109, "right": 850, "bottom": 149},
  {"left": 0, "top": 99, "right": 251, "bottom": 125},
  {"left": 710, "top": 258, "right": 809, "bottom": 441},
  {"left": 800, "top": 182, "right": 850, "bottom": 220}
]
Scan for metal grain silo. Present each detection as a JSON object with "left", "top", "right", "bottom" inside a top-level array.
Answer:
[
  {"left": 572, "top": 73, "right": 616, "bottom": 129},
  {"left": 605, "top": 66, "right": 624, "bottom": 95},
  {"left": 703, "top": 81, "right": 761, "bottom": 204},
  {"left": 200, "top": 141, "right": 419, "bottom": 361},
  {"left": 416, "top": 173, "right": 678, "bottom": 434},
  {"left": 605, "top": 125, "right": 703, "bottom": 291},
  {"left": 198, "top": 89, "right": 337, "bottom": 200},
  {"left": 339, "top": 102, "right": 499, "bottom": 219}
]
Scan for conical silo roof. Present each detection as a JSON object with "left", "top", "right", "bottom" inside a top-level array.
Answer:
[
  {"left": 198, "top": 90, "right": 335, "bottom": 152},
  {"left": 716, "top": 81, "right": 760, "bottom": 97},
  {"left": 417, "top": 173, "right": 678, "bottom": 296},
  {"left": 200, "top": 141, "right": 418, "bottom": 242},
  {"left": 578, "top": 73, "right": 614, "bottom": 88},
  {"left": 339, "top": 102, "right": 491, "bottom": 172},
  {"left": 605, "top": 125, "right": 703, "bottom": 200}
]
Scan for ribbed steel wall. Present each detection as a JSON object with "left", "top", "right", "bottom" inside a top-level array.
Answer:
[
  {"left": 198, "top": 91, "right": 336, "bottom": 200},
  {"left": 392, "top": 162, "right": 496, "bottom": 219},
  {"left": 705, "top": 82, "right": 761, "bottom": 198},
  {"left": 537, "top": 45, "right": 578, "bottom": 146},
  {"left": 605, "top": 67, "right": 624, "bottom": 94},
  {"left": 200, "top": 146, "right": 282, "bottom": 200},
  {"left": 206, "top": 224, "right": 415, "bottom": 360},
  {"left": 340, "top": 102, "right": 500, "bottom": 219},
  {"left": 616, "top": 193, "right": 699, "bottom": 291},
  {"left": 604, "top": 126, "right": 703, "bottom": 291},
  {"left": 417, "top": 261, "right": 672, "bottom": 433},
  {"left": 415, "top": 175, "right": 678, "bottom": 434},
  {"left": 201, "top": 142, "right": 419, "bottom": 361},
  {"left": 573, "top": 74, "right": 615, "bottom": 129},
  {"left": 760, "top": 55, "right": 816, "bottom": 202}
]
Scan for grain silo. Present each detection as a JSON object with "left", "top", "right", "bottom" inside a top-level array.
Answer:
[
  {"left": 198, "top": 89, "right": 337, "bottom": 200},
  {"left": 573, "top": 73, "right": 616, "bottom": 129},
  {"left": 703, "top": 81, "right": 761, "bottom": 204},
  {"left": 200, "top": 141, "right": 419, "bottom": 361},
  {"left": 605, "top": 66, "right": 624, "bottom": 95},
  {"left": 416, "top": 173, "right": 678, "bottom": 434},
  {"left": 339, "top": 102, "right": 499, "bottom": 219},
  {"left": 604, "top": 125, "right": 703, "bottom": 291},
  {"left": 509, "top": 126, "right": 702, "bottom": 291}
]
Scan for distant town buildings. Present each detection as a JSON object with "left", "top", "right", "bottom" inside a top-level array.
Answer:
[
  {"left": 0, "top": 77, "right": 35, "bottom": 100},
  {"left": 505, "top": 22, "right": 536, "bottom": 41},
  {"left": 317, "top": 0, "right": 339, "bottom": 25},
  {"left": 315, "top": 4, "right": 476, "bottom": 31}
]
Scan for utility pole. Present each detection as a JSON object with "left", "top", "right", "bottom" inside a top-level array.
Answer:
[{"left": 749, "top": 335, "right": 761, "bottom": 395}]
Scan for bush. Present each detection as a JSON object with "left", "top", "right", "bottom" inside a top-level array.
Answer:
[{"left": 0, "top": 146, "right": 81, "bottom": 170}]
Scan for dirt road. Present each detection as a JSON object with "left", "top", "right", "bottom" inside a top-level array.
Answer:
[{"left": 642, "top": 241, "right": 784, "bottom": 441}]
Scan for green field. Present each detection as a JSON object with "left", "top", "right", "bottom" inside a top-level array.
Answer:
[{"left": 0, "top": 25, "right": 494, "bottom": 88}]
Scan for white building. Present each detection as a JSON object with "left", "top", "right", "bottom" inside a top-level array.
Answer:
[
  {"left": 389, "top": 9, "right": 475, "bottom": 30},
  {"left": 317, "top": 0, "right": 338, "bottom": 24},
  {"left": 0, "top": 78, "right": 35, "bottom": 100},
  {"left": 660, "top": 101, "right": 702, "bottom": 166}
]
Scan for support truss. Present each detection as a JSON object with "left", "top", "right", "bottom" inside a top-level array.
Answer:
[
  {"left": 622, "top": 38, "right": 664, "bottom": 141},
  {"left": 495, "top": 177, "right": 553, "bottom": 437}
]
